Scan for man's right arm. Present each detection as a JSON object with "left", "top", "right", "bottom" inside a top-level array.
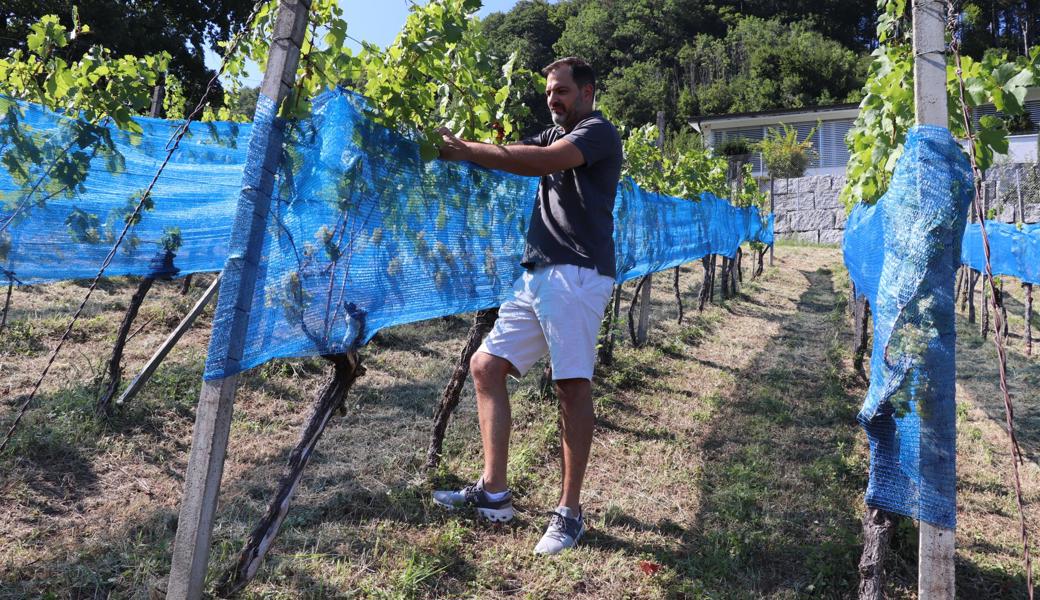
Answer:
[{"left": 437, "top": 128, "right": 584, "bottom": 177}]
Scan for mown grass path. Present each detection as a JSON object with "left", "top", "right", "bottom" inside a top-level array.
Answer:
[{"left": 0, "top": 246, "right": 1036, "bottom": 598}]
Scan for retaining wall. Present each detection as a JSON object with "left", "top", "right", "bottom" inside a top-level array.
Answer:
[{"left": 770, "top": 164, "right": 1040, "bottom": 245}]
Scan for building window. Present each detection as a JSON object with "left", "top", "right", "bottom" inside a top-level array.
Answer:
[
  {"left": 714, "top": 117, "right": 856, "bottom": 174},
  {"left": 972, "top": 100, "right": 1040, "bottom": 134},
  {"left": 819, "top": 120, "right": 853, "bottom": 168}
]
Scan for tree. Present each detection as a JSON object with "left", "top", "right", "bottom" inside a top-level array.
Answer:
[
  {"left": 0, "top": 0, "right": 257, "bottom": 107},
  {"left": 711, "top": 0, "right": 879, "bottom": 50},
  {"left": 676, "top": 17, "right": 866, "bottom": 118},
  {"left": 600, "top": 59, "right": 668, "bottom": 127},
  {"left": 480, "top": 0, "right": 562, "bottom": 134},
  {"left": 957, "top": 1, "right": 1040, "bottom": 59}
]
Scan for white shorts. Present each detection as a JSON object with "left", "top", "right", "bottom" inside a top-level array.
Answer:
[{"left": 479, "top": 264, "right": 615, "bottom": 381}]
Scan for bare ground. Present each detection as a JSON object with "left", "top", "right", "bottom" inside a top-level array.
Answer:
[{"left": 0, "top": 244, "right": 1036, "bottom": 598}]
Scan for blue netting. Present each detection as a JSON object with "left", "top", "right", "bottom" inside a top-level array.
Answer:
[
  {"left": 0, "top": 97, "right": 250, "bottom": 283},
  {"left": 843, "top": 125, "right": 974, "bottom": 528},
  {"left": 0, "top": 88, "right": 772, "bottom": 378},
  {"left": 961, "top": 221, "right": 1040, "bottom": 285},
  {"left": 202, "top": 89, "right": 773, "bottom": 378}
]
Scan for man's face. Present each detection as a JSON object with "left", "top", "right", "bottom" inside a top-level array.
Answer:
[{"left": 546, "top": 66, "right": 592, "bottom": 130}]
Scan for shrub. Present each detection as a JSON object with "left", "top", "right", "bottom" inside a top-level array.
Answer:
[
  {"left": 756, "top": 123, "right": 818, "bottom": 178},
  {"left": 716, "top": 137, "right": 753, "bottom": 156}
]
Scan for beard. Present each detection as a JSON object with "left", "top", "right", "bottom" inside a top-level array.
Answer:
[
  {"left": 550, "top": 107, "right": 569, "bottom": 127},
  {"left": 550, "top": 99, "right": 584, "bottom": 129}
]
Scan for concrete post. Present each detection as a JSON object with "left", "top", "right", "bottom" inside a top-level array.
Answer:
[
  {"left": 165, "top": 1, "right": 311, "bottom": 598},
  {"left": 912, "top": 1, "right": 955, "bottom": 598}
]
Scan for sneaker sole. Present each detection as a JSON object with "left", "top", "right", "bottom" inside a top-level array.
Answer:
[
  {"left": 477, "top": 505, "right": 516, "bottom": 523},
  {"left": 533, "top": 523, "right": 585, "bottom": 555},
  {"left": 432, "top": 497, "right": 516, "bottom": 523}
]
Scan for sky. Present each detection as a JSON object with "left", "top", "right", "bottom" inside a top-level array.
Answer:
[{"left": 204, "top": 0, "right": 526, "bottom": 86}]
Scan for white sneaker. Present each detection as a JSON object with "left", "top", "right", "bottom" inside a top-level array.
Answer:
[
  {"left": 432, "top": 478, "right": 516, "bottom": 523},
  {"left": 533, "top": 506, "right": 585, "bottom": 555}
]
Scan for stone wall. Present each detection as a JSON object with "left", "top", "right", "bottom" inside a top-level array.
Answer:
[
  {"left": 770, "top": 175, "right": 847, "bottom": 244},
  {"left": 770, "top": 164, "right": 1040, "bottom": 245}
]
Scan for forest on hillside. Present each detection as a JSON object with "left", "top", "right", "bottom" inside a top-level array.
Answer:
[
  {"left": 481, "top": 0, "right": 1038, "bottom": 131},
  {"left": 1, "top": 0, "right": 1037, "bottom": 132}
]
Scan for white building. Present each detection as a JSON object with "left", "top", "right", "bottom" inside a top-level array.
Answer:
[{"left": 691, "top": 88, "right": 1040, "bottom": 178}]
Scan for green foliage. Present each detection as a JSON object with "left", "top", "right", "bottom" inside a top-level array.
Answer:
[
  {"left": 840, "top": 1, "right": 1040, "bottom": 209},
  {"left": 598, "top": 59, "right": 668, "bottom": 128},
  {"left": 0, "top": 10, "right": 169, "bottom": 132},
  {"left": 716, "top": 137, "right": 753, "bottom": 157},
  {"left": 1, "top": 0, "right": 257, "bottom": 108},
  {"left": 1003, "top": 111, "right": 1035, "bottom": 134},
  {"left": 0, "top": 10, "right": 184, "bottom": 262},
  {"left": 212, "top": 0, "right": 356, "bottom": 122},
  {"left": 731, "top": 163, "right": 769, "bottom": 210},
  {"left": 622, "top": 124, "right": 728, "bottom": 200},
  {"left": 214, "top": 0, "right": 535, "bottom": 156},
  {"left": 359, "top": 0, "right": 536, "bottom": 160},
  {"left": 840, "top": 38, "right": 913, "bottom": 208},
  {"left": 479, "top": 0, "right": 563, "bottom": 133},
  {"left": 676, "top": 17, "right": 865, "bottom": 119},
  {"left": 756, "top": 123, "right": 818, "bottom": 179},
  {"left": 622, "top": 123, "right": 767, "bottom": 213},
  {"left": 159, "top": 226, "right": 182, "bottom": 253}
]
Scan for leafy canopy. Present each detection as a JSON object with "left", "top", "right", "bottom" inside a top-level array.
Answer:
[{"left": 840, "top": 0, "right": 1040, "bottom": 209}]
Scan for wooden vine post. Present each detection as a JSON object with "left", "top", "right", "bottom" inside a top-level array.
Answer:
[
  {"left": 117, "top": 273, "right": 222, "bottom": 406},
  {"left": 164, "top": 1, "right": 311, "bottom": 598},
  {"left": 911, "top": 1, "right": 955, "bottom": 597},
  {"left": 768, "top": 178, "right": 775, "bottom": 266},
  {"left": 597, "top": 284, "right": 623, "bottom": 365},
  {"left": 1027, "top": 283, "right": 1034, "bottom": 356},
  {"left": 96, "top": 83, "right": 167, "bottom": 414},
  {"left": 635, "top": 111, "right": 666, "bottom": 346},
  {"left": 424, "top": 308, "right": 500, "bottom": 471},
  {"left": 851, "top": 283, "right": 871, "bottom": 381}
]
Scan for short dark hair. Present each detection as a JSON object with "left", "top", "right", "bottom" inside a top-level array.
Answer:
[{"left": 542, "top": 57, "right": 596, "bottom": 93}]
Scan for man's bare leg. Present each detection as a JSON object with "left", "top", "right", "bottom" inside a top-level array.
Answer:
[
  {"left": 555, "top": 378, "right": 594, "bottom": 511},
  {"left": 470, "top": 351, "right": 513, "bottom": 493}
]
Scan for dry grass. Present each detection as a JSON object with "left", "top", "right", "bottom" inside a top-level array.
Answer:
[{"left": 0, "top": 248, "right": 1036, "bottom": 598}]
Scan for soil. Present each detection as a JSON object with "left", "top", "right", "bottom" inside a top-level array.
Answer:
[{"left": 0, "top": 246, "right": 1036, "bottom": 599}]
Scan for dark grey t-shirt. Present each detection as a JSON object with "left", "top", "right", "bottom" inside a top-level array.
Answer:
[{"left": 519, "top": 111, "right": 622, "bottom": 278}]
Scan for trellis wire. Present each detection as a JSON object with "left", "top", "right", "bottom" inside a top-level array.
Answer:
[
  {"left": 0, "top": 0, "right": 268, "bottom": 453},
  {"left": 950, "top": 9, "right": 1034, "bottom": 596}
]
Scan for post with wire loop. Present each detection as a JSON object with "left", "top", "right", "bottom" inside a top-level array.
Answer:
[
  {"left": 912, "top": 0, "right": 955, "bottom": 597},
  {"left": 164, "top": 1, "right": 311, "bottom": 598}
]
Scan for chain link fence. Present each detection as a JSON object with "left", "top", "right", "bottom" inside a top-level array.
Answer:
[{"left": 983, "top": 162, "right": 1040, "bottom": 223}]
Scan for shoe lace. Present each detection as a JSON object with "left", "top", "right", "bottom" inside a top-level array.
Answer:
[
  {"left": 462, "top": 484, "right": 482, "bottom": 504},
  {"left": 543, "top": 511, "right": 573, "bottom": 541}
]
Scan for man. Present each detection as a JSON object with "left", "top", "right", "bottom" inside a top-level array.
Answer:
[{"left": 432, "top": 57, "right": 623, "bottom": 555}]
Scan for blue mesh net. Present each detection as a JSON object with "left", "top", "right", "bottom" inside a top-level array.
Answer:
[
  {"left": 203, "top": 89, "right": 773, "bottom": 377},
  {"left": 0, "top": 88, "right": 773, "bottom": 378},
  {"left": 962, "top": 221, "right": 1040, "bottom": 285},
  {"left": 0, "top": 96, "right": 250, "bottom": 284},
  {"left": 843, "top": 125, "right": 974, "bottom": 528}
]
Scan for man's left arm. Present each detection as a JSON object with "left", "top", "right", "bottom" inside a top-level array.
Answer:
[{"left": 437, "top": 127, "right": 584, "bottom": 177}]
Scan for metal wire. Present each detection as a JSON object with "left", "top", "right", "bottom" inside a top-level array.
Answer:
[
  {"left": 949, "top": 8, "right": 1034, "bottom": 596},
  {"left": 0, "top": 0, "right": 269, "bottom": 453}
]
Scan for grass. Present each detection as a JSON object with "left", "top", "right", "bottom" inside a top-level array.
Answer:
[{"left": 0, "top": 251, "right": 1036, "bottom": 598}]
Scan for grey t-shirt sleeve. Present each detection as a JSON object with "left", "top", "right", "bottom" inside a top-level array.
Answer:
[
  {"left": 562, "top": 119, "right": 616, "bottom": 167},
  {"left": 519, "top": 129, "right": 550, "bottom": 147}
]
